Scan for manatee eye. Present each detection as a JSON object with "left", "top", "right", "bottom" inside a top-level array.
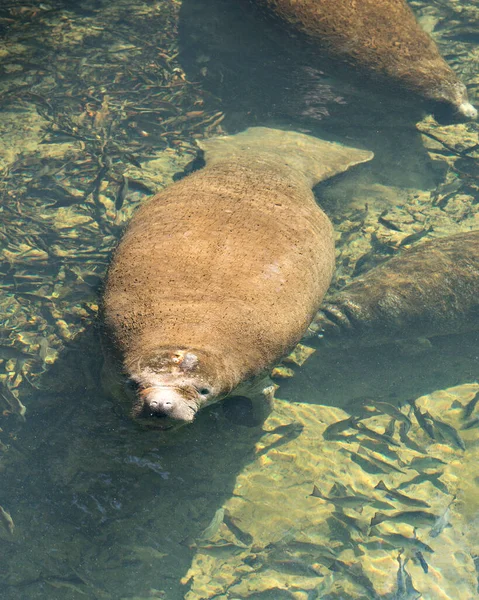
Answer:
[{"left": 199, "top": 388, "right": 210, "bottom": 396}]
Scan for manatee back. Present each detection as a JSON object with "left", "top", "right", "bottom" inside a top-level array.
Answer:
[{"left": 103, "top": 128, "right": 372, "bottom": 383}]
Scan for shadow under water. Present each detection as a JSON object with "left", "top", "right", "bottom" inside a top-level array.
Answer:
[
  {"left": 178, "top": 0, "right": 444, "bottom": 190},
  {"left": 0, "top": 329, "right": 266, "bottom": 599},
  {"left": 280, "top": 331, "right": 479, "bottom": 411}
]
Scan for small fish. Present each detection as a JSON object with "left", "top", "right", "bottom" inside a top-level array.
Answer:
[
  {"left": 432, "top": 179, "right": 462, "bottom": 208},
  {"left": 195, "top": 541, "right": 247, "bottom": 556},
  {"left": 371, "top": 510, "right": 437, "bottom": 528},
  {"left": 379, "top": 533, "right": 433, "bottom": 554},
  {"left": 196, "top": 508, "right": 224, "bottom": 543},
  {"left": 360, "top": 539, "right": 396, "bottom": 552},
  {"left": 410, "top": 403, "right": 435, "bottom": 440},
  {"left": 398, "top": 226, "right": 432, "bottom": 248},
  {"left": 357, "top": 446, "right": 405, "bottom": 474},
  {"left": 365, "top": 400, "right": 412, "bottom": 425},
  {"left": 415, "top": 550, "right": 429, "bottom": 574},
  {"left": 463, "top": 391, "right": 479, "bottom": 420},
  {"left": 86, "top": 163, "right": 110, "bottom": 205},
  {"left": 0, "top": 505, "right": 14, "bottom": 535},
  {"left": 45, "top": 580, "right": 88, "bottom": 595},
  {"left": 115, "top": 175, "right": 129, "bottom": 211},
  {"left": 353, "top": 421, "right": 401, "bottom": 447},
  {"left": 329, "top": 481, "right": 349, "bottom": 496},
  {"left": 394, "top": 552, "right": 421, "bottom": 600},
  {"left": 397, "top": 471, "right": 448, "bottom": 494},
  {"left": 328, "top": 558, "right": 381, "bottom": 599},
  {"left": 329, "top": 509, "right": 366, "bottom": 536},
  {"left": 343, "top": 448, "right": 390, "bottom": 475},
  {"left": 398, "top": 421, "right": 427, "bottom": 454},
  {"left": 408, "top": 456, "right": 446, "bottom": 470},
  {"left": 385, "top": 418, "right": 397, "bottom": 438},
  {"left": 374, "top": 480, "right": 430, "bottom": 508},
  {"left": 326, "top": 514, "right": 354, "bottom": 547},
  {"left": 371, "top": 498, "right": 397, "bottom": 511},
  {"left": 352, "top": 250, "right": 378, "bottom": 276},
  {"left": 426, "top": 412, "right": 465, "bottom": 451},
  {"left": 429, "top": 496, "right": 455, "bottom": 538},
  {"left": 267, "top": 558, "right": 323, "bottom": 577},
  {"left": 28, "top": 182, "right": 84, "bottom": 209},
  {"left": 461, "top": 417, "right": 479, "bottom": 430},
  {"left": 378, "top": 212, "right": 402, "bottom": 232},
  {"left": 322, "top": 416, "right": 357, "bottom": 440},
  {"left": 310, "top": 485, "right": 372, "bottom": 512},
  {"left": 124, "top": 153, "right": 142, "bottom": 169},
  {"left": 223, "top": 511, "right": 253, "bottom": 546},
  {"left": 358, "top": 438, "right": 401, "bottom": 462},
  {"left": 287, "top": 541, "right": 339, "bottom": 559}
]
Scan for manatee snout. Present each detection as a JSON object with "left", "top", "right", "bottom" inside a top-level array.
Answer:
[
  {"left": 133, "top": 384, "right": 200, "bottom": 425},
  {"left": 147, "top": 387, "right": 196, "bottom": 421},
  {"left": 432, "top": 83, "right": 477, "bottom": 124},
  {"left": 457, "top": 101, "right": 478, "bottom": 121}
]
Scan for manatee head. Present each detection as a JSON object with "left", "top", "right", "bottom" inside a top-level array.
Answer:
[
  {"left": 426, "top": 79, "right": 477, "bottom": 124},
  {"left": 125, "top": 348, "right": 230, "bottom": 429}
]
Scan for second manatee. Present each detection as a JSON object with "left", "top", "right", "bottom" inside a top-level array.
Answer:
[
  {"left": 252, "top": 0, "right": 477, "bottom": 121},
  {"left": 311, "top": 231, "right": 479, "bottom": 347}
]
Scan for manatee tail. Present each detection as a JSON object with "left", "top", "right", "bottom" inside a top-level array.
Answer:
[{"left": 197, "top": 127, "right": 373, "bottom": 186}]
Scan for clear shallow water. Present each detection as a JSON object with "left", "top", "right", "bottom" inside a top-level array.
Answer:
[{"left": 0, "top": 0, "right": 479, "bottom": 598}]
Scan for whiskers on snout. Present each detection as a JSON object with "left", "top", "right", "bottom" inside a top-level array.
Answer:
[{"left": 131, "top": 382, "right": 200, "bottom": 424}]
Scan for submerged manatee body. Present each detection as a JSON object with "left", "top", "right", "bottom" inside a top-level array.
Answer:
[
  {"left": 101, "top": 127, "right": 372, "bottom": 429},
  {"left": 311, "top": 231, "right": 479, "bottom": 347},
  {"left": 253, "top": 0, "right": 477, "bottom": 121}
]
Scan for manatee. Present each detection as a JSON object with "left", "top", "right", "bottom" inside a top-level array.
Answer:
[
  {"left": 310, "top": 231, "right": 479, "bottom": 348},
  {"left": 101, "top": 127, "right": 373, "bottom": 428},
  {"left": 253, "top": 0, "right": 477, "bottom": 121}
]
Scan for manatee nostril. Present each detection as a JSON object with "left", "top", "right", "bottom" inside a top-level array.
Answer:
[
  {"left": 149, "top": 399, "right": 172, "bottom": 410},
  {"left": 145, "top": 400, "right": 171, "bottom": 419}
]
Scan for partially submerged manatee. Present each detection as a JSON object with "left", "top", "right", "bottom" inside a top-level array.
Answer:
[
  {"left": 310, "top": 231, "right": 479, "bottom": 347},
  {"left": 101, "top": 127, "right": 373, "bottom": 428},
  {"left": 253, "top": 0, "right": 477, "bottom": 121}
]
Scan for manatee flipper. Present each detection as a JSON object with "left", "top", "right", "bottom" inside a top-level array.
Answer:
[{"left": 257, "top": 382, "right": 278, "bottom": 422}]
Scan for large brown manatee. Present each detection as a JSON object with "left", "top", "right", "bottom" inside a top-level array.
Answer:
[
  {"left": 101, "top": 127, "right": 373, "bottom": 429},
  {"left": 253, "top": 0, "right": 477, "bottom": 121},
  {"left": 310, "top": 231, "right": 479, "bottom": 348}
]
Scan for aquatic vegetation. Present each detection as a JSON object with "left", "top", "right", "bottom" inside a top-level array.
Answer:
[{"left": 0, "top": 0, "right": 479, "bottom": 598}]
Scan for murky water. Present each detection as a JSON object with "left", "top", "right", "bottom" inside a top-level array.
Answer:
[{"left": 1, "top": 0, "right": 479, "bottom": 598}]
